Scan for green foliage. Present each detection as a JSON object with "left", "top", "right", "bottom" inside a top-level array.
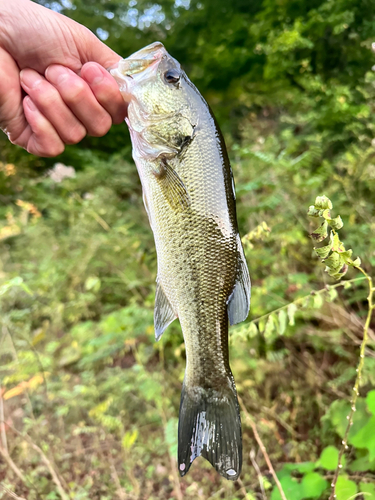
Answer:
[
  {"left": 319, "top": 446, "right": 339, "bottom": 471},
  {"left": 308, "top": 195, "right": 361, "bottom": 279},
  {"left": 335, "top": 476, "right": 357, "bottom": 500},
  {"left": 1, "top": 0, "right": 375, "bottom": 498}
]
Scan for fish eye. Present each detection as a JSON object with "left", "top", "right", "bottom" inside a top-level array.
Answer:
[{"left": 164, "top": 69, "right": 180, "bottom": 84}]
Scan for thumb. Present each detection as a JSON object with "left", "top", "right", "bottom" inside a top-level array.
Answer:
[{"left": 74, "top": 24, "right": 122, "bottom": 70}]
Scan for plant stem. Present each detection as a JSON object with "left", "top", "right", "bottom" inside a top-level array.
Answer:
[
  {"left": 1, "top": 421, "right": 70, "bottom": 500},
  {"left": 0, "top": 483, "right": 27, "bottom": 500},
  {"left": 246, "top": 276, "right": 365, "bottom": 326},
  {"left": 328, "top": 267, "right": 374, "bottom": 500},
  {"left": 238, "top": 396, "right": 287, "bottom": 500}
]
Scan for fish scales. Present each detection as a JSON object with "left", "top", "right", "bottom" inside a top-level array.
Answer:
[{"left": 111, "top": 42, "right": 250, "bottom": 480}]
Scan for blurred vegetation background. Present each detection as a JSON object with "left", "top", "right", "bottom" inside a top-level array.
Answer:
[{"left": 1, "top": 0, "right": 375, "bottom": 498}]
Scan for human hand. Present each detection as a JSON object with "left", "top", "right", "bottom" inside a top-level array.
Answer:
[{"left": 0, "top": 0, "right": 128, "bottom": 157}]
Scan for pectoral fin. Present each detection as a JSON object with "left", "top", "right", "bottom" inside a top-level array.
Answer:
[
  {"left": 227, "top": 245, "right": 251, "bottom": 326},
  {"left": 154, "top": 159, "right": 190, "bottom": 210},
  {"left": 154, "top": 281, "right": 177, "bottom": 340}
]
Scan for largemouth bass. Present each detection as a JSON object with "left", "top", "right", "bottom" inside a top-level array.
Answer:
[{"left": 111, "top": 42, "right": 250, "bottom": 481}]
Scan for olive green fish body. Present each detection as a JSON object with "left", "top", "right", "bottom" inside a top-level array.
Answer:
[{"left": 112, "top": 42, "right": 250, "bottom": 480}]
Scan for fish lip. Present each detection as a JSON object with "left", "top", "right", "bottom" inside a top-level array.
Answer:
[
  {"left": 127, "top": 41, "right": 166, "bottom": 61},
  {"left": 110, "top": 41, "right": 166, "bottom": 89}
]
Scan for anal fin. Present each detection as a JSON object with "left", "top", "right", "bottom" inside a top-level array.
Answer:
[
  {"left": 227, "top": 243, "right": 251, "bottom": 326},
  {"left": 154, "top": 281, "right": 177, "bottom": 340}
]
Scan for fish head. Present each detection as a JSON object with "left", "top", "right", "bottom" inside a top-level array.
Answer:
[{"left": 111, "top": 42, "right": 195, "bottom": 137}]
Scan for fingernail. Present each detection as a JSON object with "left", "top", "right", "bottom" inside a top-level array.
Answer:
[
  {"left": 20, "top": 70, "right": 42, "bottom": 89},
  {"left": 45, "top": 65, "right": 70, "bottom": 85},
  {"left": 25, "top": 97, "right": 36, "bottom": 111},
  {"left": 83, "top": 65, "right": 104, "bottom": 85}
]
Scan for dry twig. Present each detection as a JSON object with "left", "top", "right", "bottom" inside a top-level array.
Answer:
[
  {"left": 238, "top": 396, "right": 287, "bottom": 500},
  {"left": 1, "top": 421, "right": 70, "bottom": 500},
  {"left": 0, "top": 445, "right": 28, "bottom": 486},
  {"left": 249, "top": 448, "right": 267, "bottom": 500},
  {"left": 108, "top": 451, "right": 127, "bottom": 500},
  {"left": 0, "top": 484, "right": 27, "bottom": 500}
]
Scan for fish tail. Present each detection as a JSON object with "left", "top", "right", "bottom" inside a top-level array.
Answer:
[{"left": 178, "top": 378, "right": 242, "bottom": 480}]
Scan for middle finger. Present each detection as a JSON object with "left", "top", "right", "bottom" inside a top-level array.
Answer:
[{"left": 45, "top": 65, "right": 112, "bottom": 137}]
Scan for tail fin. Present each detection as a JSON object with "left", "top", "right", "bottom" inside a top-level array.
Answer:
[{"left": 178, "top": 380, "right": 242, "bottom": 480}]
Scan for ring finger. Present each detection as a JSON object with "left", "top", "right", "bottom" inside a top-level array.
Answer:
[{"left": 20, "top": 68, "right": 87, "bottom": 145}]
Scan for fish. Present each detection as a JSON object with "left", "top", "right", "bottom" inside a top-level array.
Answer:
[{"left": 111, "top": 42, "right": 251, "bottom": 481}]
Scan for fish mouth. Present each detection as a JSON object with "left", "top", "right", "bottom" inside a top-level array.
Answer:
[
  {"left": 110, "top": 41, "right": 167, "bottom": 84},
  {"left": 127, "top": 41, "right": 166, "bottom": 62}
]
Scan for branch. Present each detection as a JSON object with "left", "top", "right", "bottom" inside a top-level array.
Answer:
[
  {"left": 250, "top": 276, "right": 366, "bottom": 326},
  {"left": 249, "top": 448, "right": 267, "bottom": 500},
  {"left": 0, "top": 421, "right": 70, "bottom": 500},
  {"left": 0, "top": 445, "right": 28, "bottom": 486},
  {"left": 0, "top": 483, "right": 27, "bottom": 500},
  {"left": 238, "top": 396, "right": 287, "bottom": 500},
  {"left": 328, "top": 268, "right": 374, "bottom": 500}
]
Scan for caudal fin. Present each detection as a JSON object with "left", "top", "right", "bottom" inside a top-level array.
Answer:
[{"left": 178, "top": 380, "right": 242, "bottom": 480}]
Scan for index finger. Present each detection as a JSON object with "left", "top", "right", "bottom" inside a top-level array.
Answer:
[
  {"left": 80, "top": 62, "right": 128, "bottom": 125},
  {"left": 0, "top": 46, "right": 27, "bottom": 144}
]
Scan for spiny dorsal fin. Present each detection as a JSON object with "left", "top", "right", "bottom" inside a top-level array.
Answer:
[
  {"left": 227, "top": 244, "right": 251, "bottom": 326},
  {"left": 154, "top": 281, "right": 177, "bottom": 340},
  {"left": 154, "top": 159, "right": 190, "bottom": 210}
]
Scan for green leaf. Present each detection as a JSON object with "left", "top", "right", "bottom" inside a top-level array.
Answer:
[
  {"left": 247, "top": 321, "right": 259, "bottom": 338},
  {"left": 122, "top": 429, "right": 138, "bottom": 450},
  {"left": 315, "top": 245, "right": 331, "bottom": 259},
  {"left": 352, "top": 257, "right": 362, "bottom": 267},
  {"left": 301, "top": 472, "right": 328, "bottom": 498},
  {"left": 331, "top": 232, "right": 344, "bottom": 252},
  {"left": 313, "top": 293, "right": 323, "bottom": 309},
  {"left": 278, "top": 310, "right": 287, "bottom": 335},
  {"left": 339, "top": 250, "right": 353, "bottom": 263},
  {"left": 270, "top": 475, "right": 304, "bottom": 500},
  {"left": 314, "top": 195, "right": 332, "bottom": 210},
  {"left": 319, "top": 446, "right": 339, "bottom": 470},
  {"left": 310, "top": 220, "right": 328, "bottom": 242},
  {"left": 85, "top": 276, "right": 101, "bottom": 292},
  {"left": 327, "top": 215, "right": 343, "bottom": 230},
  {"left": 349, "top": 450, "right": 375, "bottom": 472},
  {"left": 359, "top": 482, "right": 375, "bottom": 499},
  {"left": 324, "top": 252, "right": 343, "bottom": 273},
  {"left": 335, "top": 476, "right": 357, "bottom": 500},
  {"left": 288, "top": 303, "right": 297, "bottom": 326},
  {"left": 286, "top": 462, "right": 316, "bottom": 474},
  {"left": 0, "top": 276, "right": 32, "bottom": 296},
  {"left": 264, "top": 314, "right": 276, "bottom": 338},
  {"left": 327, "top": 398, "right": 370, "bottom": 441},
  {"left": 307, "top": 205, "right": 320, "bottom": 217},
  {"left": 258, "top": 317, "right": 266, "bottom": 333},
  {"left": 350, "top": 416, "right": 375, "bottom": 459},
  {"left": 366, "top": 390, "right": 375, "bottom": 416},
  {"left": 326, "top": 265, "right": 348, "bottom": 280},
  {"left": 325, "top": 288, "right": 338, "bottom": 302}
]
